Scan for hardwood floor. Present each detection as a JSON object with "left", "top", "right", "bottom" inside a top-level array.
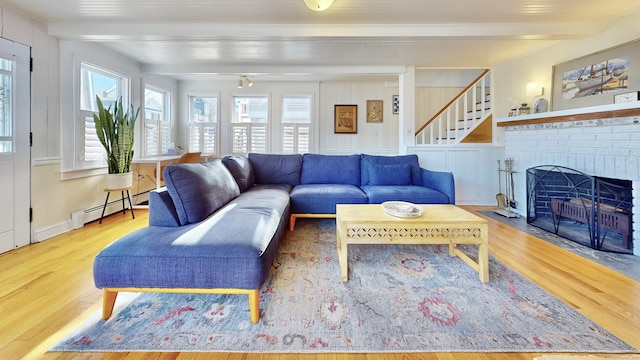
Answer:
[{"left": 1, "top": 206, "right": 638, "bottom": 360}]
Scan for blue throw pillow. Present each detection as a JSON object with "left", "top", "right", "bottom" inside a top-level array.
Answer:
[
  {"left": 369, "top": 164, "right": 412, "bottom": 185},
  {"left": 248, "top": 153, "right": 302, "bottom": 186},
  {"left": 222, "top": 155, "right": 255, "bottom": 192},
  {"left": 164, "top": 160, "right": 240, "bottom": 225},
  {"left": 361, "top": 154, "right": 422, "bottom": 185},
  {"left": 300, "top": 153, "right": 361, "bottom": 186}
]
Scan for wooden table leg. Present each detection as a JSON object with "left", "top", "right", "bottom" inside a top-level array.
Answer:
[
  {"left": 448, "top": 242, "right": 456, "bottom": 257},
  {"left": 337, "top": 224, "right": 348, "bottom": 282},
  {"left": 478, "top": 224, "right": 489, "bottom": 283}
]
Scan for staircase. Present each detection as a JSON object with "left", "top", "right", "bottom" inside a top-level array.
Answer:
[{"left": 415, "top": 69, "right": 492, "bottom": 145}]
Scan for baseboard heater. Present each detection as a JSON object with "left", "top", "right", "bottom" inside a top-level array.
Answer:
[{"left": 71, "top": 190, "right": 152, "bottom": 229}]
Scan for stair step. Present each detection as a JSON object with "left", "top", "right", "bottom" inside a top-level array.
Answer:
[{"left": 465, "top": 107, "right": 491, "bottom": 114}]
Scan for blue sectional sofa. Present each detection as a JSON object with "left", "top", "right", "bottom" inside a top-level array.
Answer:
[{"left": 93, "top": 153, "right": 454, "bottom": 324}]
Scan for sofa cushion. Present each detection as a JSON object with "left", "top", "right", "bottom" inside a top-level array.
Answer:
[
  {"left": 290, "top": 184, "right": 368, "bottom": 214},
  {"left": 248, "top": 153, "right": 302, "bottom": 186},
  {"left": 360, "top": 185, "right": 450, "bottom": 204},
  {"left": 368, "top": 163, "right": 412, "bottom": 185},
  {"left": 164, "top": 160, "right": 240, "bottom": 226},
  {"left": 300, "top": 153, "right": 361, "bottom": 186},
  {"left": 361, "top": 154, "right": 422, "bottom": 186},
  {"left": 222, "top": 155, "right": 255, "bottom": 192}
]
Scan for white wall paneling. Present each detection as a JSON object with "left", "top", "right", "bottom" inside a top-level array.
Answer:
[
  {"left": 410, "top": 145, "right": 504, "bottom": 206},
  {"left": 320, "top": 80, "right": 400, "bottom": 154}
]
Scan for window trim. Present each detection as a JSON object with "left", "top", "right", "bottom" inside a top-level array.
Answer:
[
  {"left": 143, "top": 84, "right": 172, "bottom": 157},
  {"left": 60, "top": 41, "right": 140, "bottom": 180},
  {"left": 281, "top": 95, "right": 312, "bottom": 154},
  {"left": 187, "top": 93, "right": 220, "bottom": 156},
  {"left": 231, "top": 94, "right": 270, "bottom": 155},
  {"left": 78, "top": 62, "right": 130, "bottom": 170}
]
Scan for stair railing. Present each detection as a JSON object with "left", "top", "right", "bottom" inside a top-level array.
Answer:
[{"left": 415, "top": 69, "right": 492, "bottom": 145}]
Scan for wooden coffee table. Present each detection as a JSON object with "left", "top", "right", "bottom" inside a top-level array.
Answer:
[{"left": 336, "top": 204, "right": 489, "bottom": 283}]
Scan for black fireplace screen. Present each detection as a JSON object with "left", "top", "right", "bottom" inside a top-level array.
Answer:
[{"left": 526, "top": 165, "right": 633, "bottom": 254}]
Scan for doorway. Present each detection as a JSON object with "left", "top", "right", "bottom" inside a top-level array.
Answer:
[{"left": 0, "top": 38, "right": 31, "bottom": 254}]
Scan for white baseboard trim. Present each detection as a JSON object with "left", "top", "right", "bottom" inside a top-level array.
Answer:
[
  {"left": 34, "top": 200, "right": 138, "bottom": 243},
  {"left": 33, "top": 220, "right": 74, "bottom": 243}
]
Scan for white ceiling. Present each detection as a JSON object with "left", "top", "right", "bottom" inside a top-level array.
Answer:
[{"left": 4, "top": 0, "right": 640, "bottom": 81}]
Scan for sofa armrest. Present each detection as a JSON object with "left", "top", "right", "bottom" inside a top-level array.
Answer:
[
  {"left": 421, "top": 168, "right": 455, "bottom": 204},
  {"left": 149, "top": 188, "right": 181, "bottom": 227}
]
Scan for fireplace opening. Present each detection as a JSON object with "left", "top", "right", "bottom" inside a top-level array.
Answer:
[{"left": 526, "top": 165, "right": 633, "bottom": 254}]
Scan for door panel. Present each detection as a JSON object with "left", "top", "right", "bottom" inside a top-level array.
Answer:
[{"left": 0, "top": 39, "right": 31, "bottom": 253}]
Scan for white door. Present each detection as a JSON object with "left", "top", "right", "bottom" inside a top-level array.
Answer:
[{"left": 0, "top": 39, "right": 31, "bottom": 254}]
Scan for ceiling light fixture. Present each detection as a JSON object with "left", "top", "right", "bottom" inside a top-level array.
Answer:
[
  {"left": 303, "top": 0, "right": 335, "bottom": 11},
  {"left": 238, "top": 75, "right": 253, "bottom": 89}
]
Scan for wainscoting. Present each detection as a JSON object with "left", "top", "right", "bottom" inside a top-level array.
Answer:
[{"left": 409, "top": 144, "right": 504, "bottom": 206}]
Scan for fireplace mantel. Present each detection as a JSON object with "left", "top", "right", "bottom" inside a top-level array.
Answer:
[{"left": 496, "top": 102, "right": 640, "bottom": 127}]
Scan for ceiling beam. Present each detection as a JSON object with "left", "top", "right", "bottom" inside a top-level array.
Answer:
[
  {"left": 143, "top": 64, "right": 408, "bottom": 77},
  {"left": 48, "top": 22, "right": 603, "bottom": 41}
]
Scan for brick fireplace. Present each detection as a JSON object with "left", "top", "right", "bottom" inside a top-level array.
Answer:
[{"left": 498, "top": 105, "right": 640, "bottom": 256}]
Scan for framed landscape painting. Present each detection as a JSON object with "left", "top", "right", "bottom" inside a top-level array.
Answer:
[
  {"left": 551, "top": 39, "right": 640, "bottom": 111},
  {"left": 334, "top": 105, "right": 357, "bottom": 133}
]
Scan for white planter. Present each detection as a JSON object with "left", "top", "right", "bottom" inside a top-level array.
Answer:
[{"left": 106, "top": 172, "right": 133, "bottom": 190}]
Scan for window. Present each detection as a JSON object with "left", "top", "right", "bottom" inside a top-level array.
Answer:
[
  {"left": 188, "top": 95, "right": 218, "bottom": 155},
  {"left": 281, "top": 96, "right": 311, "bottom": 154},
  {"left": 0, "top": 59, "right": 13, "bottom": 153},
  {"left": 144, "top": 86, "right": 171, "bottom": 157},
  {"left": 231, "top": 96, "right": 268, "bottom": 154},
  {"left": 79, "top": 62, "right": 129, "bottom": 168}
]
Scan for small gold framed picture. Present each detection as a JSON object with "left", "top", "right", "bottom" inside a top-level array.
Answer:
[{"left": 367, "top": 100, "right": 383, "bottom": 123}]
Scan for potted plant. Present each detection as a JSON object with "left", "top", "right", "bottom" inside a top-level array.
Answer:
[{"left": 93, "top": 95, "right": 140, "bottom": 189}]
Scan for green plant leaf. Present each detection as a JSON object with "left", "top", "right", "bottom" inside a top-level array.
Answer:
[{"left": 93, "top": 95, "right": 139, "bottom": 174}]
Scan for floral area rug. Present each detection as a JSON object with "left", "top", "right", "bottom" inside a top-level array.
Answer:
[{"left": 51, "top": 219, "right": 635, "bottom": 353}]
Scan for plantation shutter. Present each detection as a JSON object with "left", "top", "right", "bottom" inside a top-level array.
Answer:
[
  {"left": 281, "top": 96, "right": 311, "bottom": 154},
  {"left": 82, "top": 110, "right": 106, "bottom": 165},
  {"left": 232, "top": 96, "right": 269, "bottom": 154},
  {"left": 144, "top": 87, "right": 171, "bottom": 157},
  {"left": 202, "top": 124, "right": 217, "bottom": 154},
  {"left": 145, "top": 121, "right": 160, "bottom": 157},
  {"left": 160, "top": 121, "right": 172, "bottom": 154},
  {"left": 188, "top": 96, "right": 218, "bottom": 155}
]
